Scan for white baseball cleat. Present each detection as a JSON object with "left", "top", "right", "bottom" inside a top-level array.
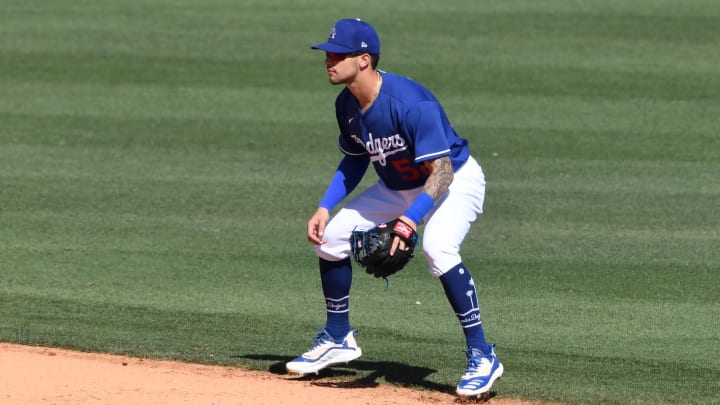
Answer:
[
  {"left": 456, "top": 346, "right": 504, "bottom": 398},
  {"left": 286, "top": 328, "right": 362, "bottom": 375}
]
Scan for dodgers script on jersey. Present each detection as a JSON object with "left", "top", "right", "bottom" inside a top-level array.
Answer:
[{"left": 336, "top": 71, "right": 471, "bottom": 190}]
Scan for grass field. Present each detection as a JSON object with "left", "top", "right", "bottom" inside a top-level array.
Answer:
[{"left": 1, "top": 1, "right": 719, "bottom": 404}]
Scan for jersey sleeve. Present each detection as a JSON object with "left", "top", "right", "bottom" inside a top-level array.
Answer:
[{"left": 403, "top": 101, "right": 452, "bottom": 163}]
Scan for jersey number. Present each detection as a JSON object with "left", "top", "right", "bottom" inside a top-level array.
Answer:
[{"left": 392, "top": 158, "right": 431, "bottom": 182}]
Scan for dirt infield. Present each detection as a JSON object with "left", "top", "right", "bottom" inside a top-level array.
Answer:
[{"left": 0, "top": 343, "right": 542, "bottom": 405}]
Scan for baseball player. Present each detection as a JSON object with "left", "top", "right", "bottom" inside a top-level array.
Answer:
[{"left": 286, "top": 18, "right": 503, "bottom": 398}]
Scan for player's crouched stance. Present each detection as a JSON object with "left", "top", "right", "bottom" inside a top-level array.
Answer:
[{"left": 287, "top": 18, "right": 504, "bottom": 398}]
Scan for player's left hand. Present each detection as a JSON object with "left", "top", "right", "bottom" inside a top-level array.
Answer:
[{"left": 390, "top": 216, "right": 417, "bottom": 256}]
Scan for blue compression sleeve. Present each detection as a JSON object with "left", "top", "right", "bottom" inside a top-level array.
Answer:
[
  {"left": 318, "top": 155, "right": 370, "bottom": 211},
  {"left": 403, "top": 192, "right": 435, "bottom": 224}
]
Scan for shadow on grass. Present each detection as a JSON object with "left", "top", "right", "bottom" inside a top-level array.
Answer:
[{"left": 235, "top": 354, "right": 456, "bottom": 394}]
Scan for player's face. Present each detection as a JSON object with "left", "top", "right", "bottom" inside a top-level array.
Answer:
[{"left": 324, "top": 52, "right": 363, "bottom": 85}]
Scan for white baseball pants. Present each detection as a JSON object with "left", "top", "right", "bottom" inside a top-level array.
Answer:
[{"left": 316, "top": 156, "right": 486, "bottom": 276}]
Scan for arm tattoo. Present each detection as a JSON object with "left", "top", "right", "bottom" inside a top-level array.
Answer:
[{"left": 423, "top": 156, "right": 454, "bottom": 202}]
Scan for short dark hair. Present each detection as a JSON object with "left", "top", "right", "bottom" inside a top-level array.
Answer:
[
  {"left": 349, "top": 52, "right": 380, "bottom": 69},
  {"left": 370, "top": 53, "right": 380, "bottom": 69}
]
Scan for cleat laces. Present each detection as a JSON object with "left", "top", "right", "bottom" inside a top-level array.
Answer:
[
  {"left": 462, "top": 349, "right": 492, "bottom": 377},
  {"left": 305, "top": 328, "right": 334, "bottom": 354},
  {"left": 303, "top": 327, "right": 360, "bottom": 356}
]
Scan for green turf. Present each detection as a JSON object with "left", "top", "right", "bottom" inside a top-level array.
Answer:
[{"left": 1, "top": 1, "right": 719, "bottom": 404}]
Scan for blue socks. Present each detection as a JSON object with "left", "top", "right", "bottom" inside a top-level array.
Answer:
[
  {"left": 440, "top": 263, "right": 492, "bottom": 354},
  {"left": 319, "top": 258, "right": 491, "bottom": 352},
  {"left": 319, "top": 258, "right": 352, "bottom": 341}
]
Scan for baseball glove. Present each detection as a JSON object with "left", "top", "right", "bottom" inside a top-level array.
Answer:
[{"left": 350, "top": 218, "right": 419, "bottom": 278}]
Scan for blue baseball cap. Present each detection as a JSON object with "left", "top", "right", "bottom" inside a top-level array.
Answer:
[{"left": 311, "top": 18, "right": 380, "bottom": 54}]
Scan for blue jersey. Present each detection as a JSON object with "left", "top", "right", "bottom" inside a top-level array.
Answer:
[{"left": 335, "top": 71, "right": 470, "bottom": 190}]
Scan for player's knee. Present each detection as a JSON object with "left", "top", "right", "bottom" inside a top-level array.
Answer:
[
  {"left": 422, "top": 238, "right": 460, "bottom": 277},
  {"left": 315, "top": 227, "right": 350, "bottom": 261}
]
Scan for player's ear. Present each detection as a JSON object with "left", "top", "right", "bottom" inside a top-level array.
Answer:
[{"left": 359, "top": 53, "right": 372, "bottom": 69}]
